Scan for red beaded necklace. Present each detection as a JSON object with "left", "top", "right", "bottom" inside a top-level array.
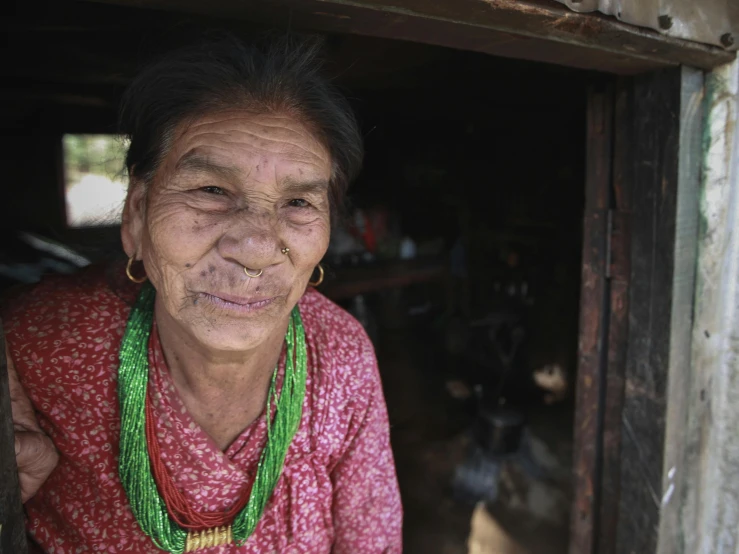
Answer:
[{"left": 144, "top": 391, "right": 252, "bottom": 530}]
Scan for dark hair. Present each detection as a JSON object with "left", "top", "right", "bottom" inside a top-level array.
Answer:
[{"left": 118, "top": 34, "right": 363, "bottom": 214}]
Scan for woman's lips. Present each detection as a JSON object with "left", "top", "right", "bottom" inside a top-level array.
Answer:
[{"left": 199, "top": 292, "right": 277, "bottom": 313}]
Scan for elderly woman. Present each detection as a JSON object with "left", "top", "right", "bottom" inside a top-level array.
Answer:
[{"left": 2, "top": 36, "right": 402, "bottom": 553}]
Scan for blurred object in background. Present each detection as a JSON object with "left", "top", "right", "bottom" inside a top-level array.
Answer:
[
  {"left": 326, "top": 222, "right": 369, "bottom": 267},
  {"left": 348, "top": 294, "right": 379, "bottom": 345},
  {"left": 532, "top": 364, "right": 569, "bottom": 405},
  {"left": 399, "top": 236, "right": 417, "bottom": 260},
  {"left": 0, "top": 232, "right": 90, "bottom": 291}
]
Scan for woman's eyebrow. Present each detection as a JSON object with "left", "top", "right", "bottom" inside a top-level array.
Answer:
[
  {"left": 176, "top": 152, "right": 328, "bottom": 195},
  {"left": 175, "top": 151, "right": 242, "bottom": 182},
  {"left": 281, "top": 179, "right": 330, "bottom": 196}
]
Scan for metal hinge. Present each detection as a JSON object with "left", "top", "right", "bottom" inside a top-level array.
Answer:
[{"left": 605, "top": 208, "right": 614, "bottom": 280}]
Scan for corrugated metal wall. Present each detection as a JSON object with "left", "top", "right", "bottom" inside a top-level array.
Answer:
[{"left": 555, "top": 0, "right": 738, "bottom": 51}]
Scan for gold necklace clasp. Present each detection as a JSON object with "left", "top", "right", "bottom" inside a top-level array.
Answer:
[{"left": 184, "top": 525, "right": 233, "bottom": 552}]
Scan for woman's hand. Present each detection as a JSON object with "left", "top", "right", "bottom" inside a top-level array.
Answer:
[{"left": 6, "top": 344, "right": 59, "bottom": 502}]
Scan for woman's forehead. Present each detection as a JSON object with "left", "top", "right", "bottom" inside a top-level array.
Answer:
[
  {"left": 165, "top": 110, "right": 332, "bottom": 180},
  {"left": 173, "top": 110, "right": 330, "bottom": 164}
]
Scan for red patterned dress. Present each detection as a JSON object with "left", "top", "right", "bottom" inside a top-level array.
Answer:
[{"left": 1, "top": 265, "right": 402, "bottom": 553}]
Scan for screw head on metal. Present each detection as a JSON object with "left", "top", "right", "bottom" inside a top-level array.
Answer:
[{"left": 658, "top": 15, "right": 673, "bottom": 30}]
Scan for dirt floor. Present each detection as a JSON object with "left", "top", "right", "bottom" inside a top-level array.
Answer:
[{"left": 377, "top": 323, "right": 572, "bottom": 554}]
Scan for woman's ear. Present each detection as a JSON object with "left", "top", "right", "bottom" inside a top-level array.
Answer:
[{"left": 121, "top": 181, "right": 147, "bottom": 258}]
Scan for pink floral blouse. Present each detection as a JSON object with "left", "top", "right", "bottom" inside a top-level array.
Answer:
[{"left": 1, "top": 265, "right": 402, "bottom": 553}]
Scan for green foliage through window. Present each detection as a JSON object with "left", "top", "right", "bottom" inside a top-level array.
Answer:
[{"left": 63, "top": 134, "right": 129, "bottom": 228}]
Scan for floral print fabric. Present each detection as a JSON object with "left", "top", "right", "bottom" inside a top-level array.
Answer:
[{"left": 1, "top": 265, "right": 402, "bottom": 553}]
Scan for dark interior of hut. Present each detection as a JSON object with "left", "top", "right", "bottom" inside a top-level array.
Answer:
[{"left": 1, "top": 2, "right": 597, "bottom": 551}]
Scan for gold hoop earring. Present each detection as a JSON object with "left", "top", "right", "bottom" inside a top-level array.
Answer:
[
  {"left": 244, "top": 267, "right": 263, "bottom": 278},
  {"left": 308, "top": 264, "right": 324, "bottom": 287},
  {"left": 126, "top": 256, "right": 147, "bottom": 284}
]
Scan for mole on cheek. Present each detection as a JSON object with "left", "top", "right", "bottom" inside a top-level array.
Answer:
[
  {"left": 208, "top": 265, "right": 216, "bottom": 274},
  {"left": 185, "top": 263, "right": 191, "bottom": 268},
  {"left": 200, "top": 270, "right": 208, "bottom": 277}
]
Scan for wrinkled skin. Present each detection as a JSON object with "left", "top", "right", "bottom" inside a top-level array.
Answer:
[
  {"left": 11, "top": 109, "right": 334, "bottom": 500},
  {"left": 121, "top": 110, "right": 333, "bottom": 449},
  {"left": 123, "top": 110, "right": 331, "bottom": 354}
]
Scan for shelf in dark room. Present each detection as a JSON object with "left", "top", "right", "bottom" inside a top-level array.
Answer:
[{"left": 321, "top": 259, "right": 449, "bottom": 301}]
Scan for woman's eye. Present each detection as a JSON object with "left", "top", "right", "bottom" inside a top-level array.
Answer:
[
  {"left": 200, "top": 186, "right": 225, "bottom": 195},
  {"left": 288, "top": 198, "right": 310, "bottom": 208}
]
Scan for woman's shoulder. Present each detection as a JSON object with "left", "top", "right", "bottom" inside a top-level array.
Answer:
[
  {"left": 1, "top": 264, "right": 132, "bottom": 386},
  {"left": 294, "top": 290, "right": 387, "bottom": 467},
  {"left": 298, "top": 288, "right": 374, "bottom": 361},
  {"left": 297, "top": 288, "right": 379, "bottom": 404},
  {"left": 2, "top": 264, "right": 128, "bottom": 328}
]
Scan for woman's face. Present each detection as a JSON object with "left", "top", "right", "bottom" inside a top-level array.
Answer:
[{"left": 122, "top": 110, "right": 332, "bottom": 353}]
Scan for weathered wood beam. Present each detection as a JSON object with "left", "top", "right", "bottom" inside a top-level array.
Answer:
[
  {"left": 613, "top": 66, "right": 703, "bottom": 554},
  {"left": 595, "top": 78, "right": 632, "bottom": 554},
  {"left": 570, "top": 82, "right": 613, "bottom": 554},
  {"left": 660, "top": 59, "right": 739, "bottom": 554},
  {"left": 84, "top": 0, "right": 734, "bottom": 74},
  {"left": 654, "top": 66, "right": 704, "bottom": 554},
  {"left": 571, "top": 66, "right": 703, "bottom": 554}
]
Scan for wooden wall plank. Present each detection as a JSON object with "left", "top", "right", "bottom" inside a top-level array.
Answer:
[
  {"left": 615, "top": 67, "right": 682, "bottom": 554},
  {"left": 655, "top": 66, "right": 704, "bottom": 554},
  {"left": 596, "top": 79, "right": 633, "bottom": 554},
  {"left": 658, "top": 61, "right": 738, "bottom": 554},
  {"left": 572, "top": 66, "right": 701, "bottom": 554},
  {"left": 569, "top": 84, "right": 612, "bottom": 554}
]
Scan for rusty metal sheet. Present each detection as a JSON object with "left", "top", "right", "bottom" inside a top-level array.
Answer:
[{"left": 555, "top": 0, "right": 739, "bottom": 51}]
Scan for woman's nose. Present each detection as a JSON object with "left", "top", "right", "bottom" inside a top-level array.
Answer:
[{"left": 217, "top": 212, "right": 284, "bottom": 272}]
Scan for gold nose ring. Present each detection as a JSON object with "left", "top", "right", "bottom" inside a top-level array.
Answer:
[{"left": 244, "top": 267, "right": 263, "bottom": 278}]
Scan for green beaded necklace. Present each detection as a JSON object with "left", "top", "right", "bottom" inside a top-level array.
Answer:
[{"left": 117, "top": 282, "right": 307, "bottom": 554}]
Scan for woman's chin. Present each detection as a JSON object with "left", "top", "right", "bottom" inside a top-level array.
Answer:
[
  {"left": 183, "top": 297, "right": 291, "bottom": 353},
  {"left": 189, "top": 323, "right": 277, "bottom": 354}
]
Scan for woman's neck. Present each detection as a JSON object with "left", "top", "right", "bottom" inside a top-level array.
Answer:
[{"left": 153, "top": 305, "right": 288, "bottom": 450}]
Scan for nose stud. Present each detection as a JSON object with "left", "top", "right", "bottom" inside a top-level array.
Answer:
[
  {"left": 244, "top": 267, "right": 263, "bottom": 278},
  {"left": 281, "top": 247, "right": 290, "bottom": 255}
]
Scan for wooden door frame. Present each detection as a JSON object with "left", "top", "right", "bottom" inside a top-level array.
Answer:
[{"left": 572, "top": 67, "right": 705, "bottom": 554}]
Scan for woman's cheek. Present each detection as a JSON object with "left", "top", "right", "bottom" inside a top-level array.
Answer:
[
  {"left": 286, "top": 222, "right": 330, "bottom": 263},
  {"left": 149, "top": 206, "right": 219, "bottom": 264}
]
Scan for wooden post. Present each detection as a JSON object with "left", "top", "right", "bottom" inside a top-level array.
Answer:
[
  {"left": 571, "top": 67, "right": 703, "bottom": 554},
  {"left": 658, "top": 61, "right": 739, "bottom": 553},
  {"left": 613, "top": 67, "right": 690, "bottom": 554},
  {"left": 0, "top": 319, "right": 28, "bottom": 554},
  {"left": 569, "top": 82, "right": 614, "bottom": 554},
  {"left": 595, "top": 79, "right": 633, "bottom": 554}
]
